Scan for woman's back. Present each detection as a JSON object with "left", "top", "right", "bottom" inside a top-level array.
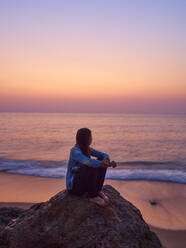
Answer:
[{"left": 66, "top": 144, "right": 108, "bottom": 191}]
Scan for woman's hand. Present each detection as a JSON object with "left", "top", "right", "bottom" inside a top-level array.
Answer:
[
  {"left": 101, "top": 158, "right": 117, "bottom": 168},
  {"left": 101, "top": 158, "right": 111, "bottom": 168},
  {"left": 110, "top": 161, "right": 117, "bottom": 168}
]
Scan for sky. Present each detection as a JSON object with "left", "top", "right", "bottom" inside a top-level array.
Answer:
[{"left": 0, "top": 0, "right": 186, "bottom": 113}]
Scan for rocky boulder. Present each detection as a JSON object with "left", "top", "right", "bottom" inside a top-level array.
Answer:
[
  {"left": 0, "top": 185, "right": 162, "bottom": 248},
  {"left": 0, "top": 207, "right": 25, "bottom": 233}
]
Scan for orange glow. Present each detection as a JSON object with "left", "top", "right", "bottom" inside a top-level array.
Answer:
[{"left": 0, "top": 1, "right": 186, "bottom": 113}]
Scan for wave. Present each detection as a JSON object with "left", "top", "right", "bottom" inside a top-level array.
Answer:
[
  {"left": 105, "top": 168, "right": 186, "bottom": 184},
  {"left": 117, "top": 160, "right": 183, "bottom": 166},
  {"left": 0, "top": 157, "right": 186, "bottom": 184}
]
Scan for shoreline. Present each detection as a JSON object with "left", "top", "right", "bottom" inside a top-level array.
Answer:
[
  {"left": 1, "top": 168, "right": 186, "bottom": 185},
  {"left": 0, "top": 201, "right": 35, "bottom": 209}
]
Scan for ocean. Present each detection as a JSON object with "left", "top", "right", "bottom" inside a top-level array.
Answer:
[{"left": 0, "top": 112, "right": 186, "bottom": 184}]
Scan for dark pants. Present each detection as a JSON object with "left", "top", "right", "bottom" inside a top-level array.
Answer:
[{"left": 68, "top": 163, "right": 107, "bottom": 198}]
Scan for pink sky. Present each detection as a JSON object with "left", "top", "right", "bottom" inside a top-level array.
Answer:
[{"left": 0, "top": 1, "right": 186, "bottom": 113}]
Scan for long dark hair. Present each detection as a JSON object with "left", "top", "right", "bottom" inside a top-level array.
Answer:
[{"left": 75, "top": 128, "right": 91, "bottom": 158}]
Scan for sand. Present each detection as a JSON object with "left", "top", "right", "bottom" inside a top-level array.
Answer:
[
  {"left": 150, "top": 226, "right": 186, "bottom": 248},
  {"left": 0, "top": 172, "right": 186, "bottom": 248}
]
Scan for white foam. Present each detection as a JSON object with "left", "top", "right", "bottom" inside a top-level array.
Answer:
[{"left": 1, "top": 158, "right": 186, "bottom": 184}]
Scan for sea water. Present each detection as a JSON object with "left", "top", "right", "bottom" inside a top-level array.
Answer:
[{"left": 0, "top": 112, "right": 186, "bottom": 184}]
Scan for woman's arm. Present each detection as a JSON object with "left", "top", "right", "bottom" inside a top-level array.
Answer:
[
  {"left": 90, "top": 147, "right": 110, "bottom": 162},
  {"left": 71, "top": 147, "right": 102, "bottom": 168}
]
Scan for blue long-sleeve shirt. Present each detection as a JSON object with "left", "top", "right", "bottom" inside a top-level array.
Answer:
[{"left": 65, "top": 144, "right": 110, "bottom": 190}]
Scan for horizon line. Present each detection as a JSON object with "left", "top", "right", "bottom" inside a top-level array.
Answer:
[{"left": 0, "top": 111, "right": 186, "bottom": 115}]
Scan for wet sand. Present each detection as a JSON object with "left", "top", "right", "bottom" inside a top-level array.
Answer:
[
  {"left": 150, "top": 226, "right": 186, "bottom": 248},
  {"left": 0, "top": 172, "right": 186, "bottom": 248}
]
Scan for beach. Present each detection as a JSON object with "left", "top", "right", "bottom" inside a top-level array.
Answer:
[
  {"left": 1, "top": 0, "right": 186, "bottom": 245},
  {"left": 0, "top": 172, "right": 185, "bottom": 248}
]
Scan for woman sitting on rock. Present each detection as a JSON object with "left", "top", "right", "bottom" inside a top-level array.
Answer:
[{"left": 66, "top": 127, "right": 117, "bottom": 207}]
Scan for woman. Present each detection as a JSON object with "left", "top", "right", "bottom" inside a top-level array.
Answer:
[{"left": 66, "top": 127, "right": 117, "bottom": 207}]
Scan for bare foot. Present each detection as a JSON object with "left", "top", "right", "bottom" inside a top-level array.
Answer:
[
  {"left": 88, "top": 195, "right": 108, "bottom": 207},
  {"left": 98, "top": 191, "right": 110, "bottom": 204}
]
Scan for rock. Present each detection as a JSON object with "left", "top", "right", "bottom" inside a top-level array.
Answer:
[
  {"left": 0, "top": 185, "right": 162, "bottom": 248},
  {"left": 0, "top": 207, "right": 25, "bottom": 232}
]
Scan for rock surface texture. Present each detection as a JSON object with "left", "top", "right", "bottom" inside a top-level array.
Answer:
[
  {"left": 0, "top": 208, "right": 25, "bottom": 233},
  {"left": 0, "top": 185, "right": 162, "bottom": 248}
]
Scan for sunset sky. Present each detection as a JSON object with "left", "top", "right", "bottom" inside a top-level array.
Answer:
[{"left": 0, "top": 0, "right": 186, "bottom": 113}]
